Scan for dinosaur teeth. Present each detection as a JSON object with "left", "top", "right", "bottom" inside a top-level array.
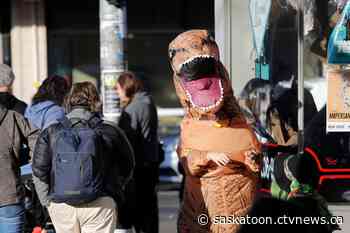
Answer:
[
  {"left": 186, "top": 80, "right": 224, "bottom": 112},
  {"left": 178, "top": 54, "right": 216, "bottom": 71}
]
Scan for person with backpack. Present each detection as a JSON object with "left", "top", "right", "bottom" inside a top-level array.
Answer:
[
  {"left": 25, "top": 75, "right": 69, "bottom": 130},
  {"left": 32, "top": 82, "right": 135, "bottom": 233},
  {"left": 0, "top": 104, "right": 39, "bottom": 233}
]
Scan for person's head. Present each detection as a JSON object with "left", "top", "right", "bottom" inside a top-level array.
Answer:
[
  {"left": 239, "top": 78, "right": 272, "bottom": 128},
  {"left": 0, "top": 64, "right": 15, "bottom": 93},
  {"left": 55, "top": 66, "right": 73, "bottom": 90},
  {"left": 32, "top": 75, "right": 69, "bottom": 106},
  {"left": 115, "top": 71, "right": 144, "bottom": 107},
  {"left": 65, "top": 81, "right": 102, "bottom": 113}
]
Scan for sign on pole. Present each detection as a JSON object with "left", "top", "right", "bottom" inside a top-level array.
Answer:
[{"left": 100, "top": 0, "right": 126, "bottom": 121}]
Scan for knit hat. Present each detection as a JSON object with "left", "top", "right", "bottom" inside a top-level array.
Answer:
[{"left": 0, "top": 64, "right": 15, "bottom": 87}]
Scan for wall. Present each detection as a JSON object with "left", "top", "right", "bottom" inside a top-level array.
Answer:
[{"left": 215, "top": 0, "right": 255, "bottom": 96}]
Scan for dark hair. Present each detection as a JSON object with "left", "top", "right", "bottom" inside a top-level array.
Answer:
[
  {"left": 240, "top": 78, "right": 271, "bottom": 100},
  {"left": 32, "top": 75, "right": 69, "bottom": 106},
  {"left": 65, "top": 82, "right": 102, "bottom": 113},
  {"left": 117, "top": 71, "right": 144, "bottom": 106}
]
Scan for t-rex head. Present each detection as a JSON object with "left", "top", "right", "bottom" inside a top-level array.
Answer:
[{"left": 169, "top": 30, "right": 243, "bottom": 120}]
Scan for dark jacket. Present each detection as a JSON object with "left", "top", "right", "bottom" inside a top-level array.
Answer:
[
  {"left": 32, "top": 108, "right": 135, "bottom": 203},
  {"left": 0, "top": 105, "right": 39, "bottom": 206},
  {"left": 118, "top": 91, "right": 159, "bottom": 165},
  {"left": 0, "top": 92, "right": 27, "bottom": 115}
]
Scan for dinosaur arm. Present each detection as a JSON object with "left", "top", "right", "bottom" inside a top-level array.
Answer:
[{"left": 177, "top": 140, "right": 210, "bottom": 177}]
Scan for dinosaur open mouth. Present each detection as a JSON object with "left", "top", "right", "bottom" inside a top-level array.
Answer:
[{"left": 179, "top": 55, "right": 224, "bottom": 111}]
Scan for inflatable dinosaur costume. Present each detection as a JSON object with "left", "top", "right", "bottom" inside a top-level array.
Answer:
[{"left": 168, "top": 30, "right": 261, "bottom": 233}]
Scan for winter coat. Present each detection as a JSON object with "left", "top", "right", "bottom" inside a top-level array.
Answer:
[
  {"left": 118, "top": 91, "right": 159, "bottom": 165},
  {"left": 25, "top": 100, "right": 65, "bottom": 130},
  {"left": 0, "top": 105, "right": 39, "bottom": 206},
  {"left": 32, "top": 107, "right": 135, "bottom": 204}
]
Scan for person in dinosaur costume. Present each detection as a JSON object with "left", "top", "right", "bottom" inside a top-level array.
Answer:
[{"left": 168, "top": 30, "right": 261, "bottom": 233}]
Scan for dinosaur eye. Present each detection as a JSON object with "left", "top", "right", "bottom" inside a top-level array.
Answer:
[
  {"left": 207, "top": 32, "right": 215, "bottom": 42},
  {"left": 169, "top": 49, "right": 176, "bottom": 60}
]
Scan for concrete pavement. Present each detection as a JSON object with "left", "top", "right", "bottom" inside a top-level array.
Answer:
[
  {"left": 158, "top": 191, "right": 350, "bottom": 233},
  {"left": 329, "top": 204, "right": 350, "bottom": 233}
]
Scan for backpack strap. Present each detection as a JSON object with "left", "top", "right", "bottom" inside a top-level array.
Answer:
[
  {"left": 87, "top": 114, "right": 103, "bottom": 129},
  {"left": 57, "top": 116, "right": 73, "bottom": 129}
]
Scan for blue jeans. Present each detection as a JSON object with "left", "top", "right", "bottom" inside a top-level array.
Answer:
[{"left": 0, "top": 203, "right": 25, "bottom": 233}]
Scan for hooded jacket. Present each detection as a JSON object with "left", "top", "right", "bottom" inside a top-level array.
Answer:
[
  {"left": 25, "top": 101, "right": 65, "bottom": 206},
  {"left": 25, "top": 100, "right": 65, "bottom": 130}
]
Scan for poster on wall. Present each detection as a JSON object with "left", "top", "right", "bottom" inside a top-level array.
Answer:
[
  {"left": 327, "top": 69, "right": 350, "bottom": 132},
  {"left": 102, "top": 71, "right": 121, "bottom": 117}
]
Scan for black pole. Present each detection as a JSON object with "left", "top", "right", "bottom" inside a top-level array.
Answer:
[{"left": 297, "top": 0, "right": 304, "bottom": 155}]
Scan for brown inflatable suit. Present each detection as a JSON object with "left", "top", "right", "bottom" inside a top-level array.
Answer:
[{"left": 168, "top": 30, "right": 261, "bottom": 233}]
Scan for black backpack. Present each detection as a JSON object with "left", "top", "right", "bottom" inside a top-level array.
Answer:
[{"left": 50, "top": 116, "right": 104, "bottom": 205}]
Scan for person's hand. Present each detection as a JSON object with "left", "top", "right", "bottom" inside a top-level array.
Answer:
[
  {"left": 244, "top": 149, "right": 261, "bottom": 172},
  {"left": 207, "top": 152, "right": 231, "bottom": 167}
]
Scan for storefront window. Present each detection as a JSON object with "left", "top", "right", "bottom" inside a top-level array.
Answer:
[
  {"left": 0, "top": 0, "right": 11, "bottom": 65},
  {"left": 245, "top": 0, "right": 350, "bottom": 202},
  {"left": 46, "top": 0, "right": 214, "bottom": 108}
]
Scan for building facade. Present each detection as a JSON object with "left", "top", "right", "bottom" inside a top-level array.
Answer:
[{"left": 0, "top": 0, "right": 214, "bottom": 107}]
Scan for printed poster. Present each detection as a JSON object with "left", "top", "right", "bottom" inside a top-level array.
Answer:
[
  {"left": 327, "top": 69, "right": 350, "bottom": 132},
  {"left": 102, "top": 71, "right": 121, "bottom": 116}
]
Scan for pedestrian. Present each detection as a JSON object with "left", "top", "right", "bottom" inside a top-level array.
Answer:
[
  {"left": 0, "top": 104, "right": 39, "bottom": 233},
  {"left": 32, "top": 81, "right": 135, "bottom": 233},
  {"left": 25, "top": 75, "right": 70, "bottom": 231},
  {"left": 270, "top": 153, "right": 340, "bottom": 233},
  {"left": 0, "top": 63, "right": 27, "bottom": 114},
  {"left": 168, "top": 30, "right": 261, "bottom": 233},
  {"left": 116, "top": 71, "right": 160, "bottom": 233},
  {"left": 25, "top": 75, "right": 69, "bottom": 130},
  {"left": 0, "top": 63, "right": 30, "bottom": 163},
  {"left": 266, "top": 88, "right": 317, "bottom": 146},
  {"left": 238, "top": 78, "right": 274, "bottom": 143}
]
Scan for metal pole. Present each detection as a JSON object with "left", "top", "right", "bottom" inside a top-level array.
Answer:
[
  {"left": 0, "top": 33, "right": 3, "bottom": 64},
  {"left": 297, "top": 0, "right": 304, "bottom": 155},
  {"left": 100, "top": 0, "right": 126, "bottom": 122}
]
